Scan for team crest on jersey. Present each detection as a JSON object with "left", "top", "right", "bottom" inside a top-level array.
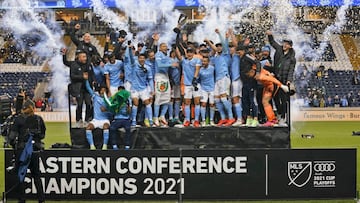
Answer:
[{"left": 157, "top": 81, "right": 169, "bottom": 92}]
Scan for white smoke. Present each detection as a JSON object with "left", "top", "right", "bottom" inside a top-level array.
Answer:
[
  {"left": 90, "top": 0, "right": 131, "bottom": 36},
  {"left": 90, "top": 0, "right": 180, "bottom": 45},
  {"left": 316, "top": 0, "right": 353, "bottom": 59},
  {"left": 0, "top": 0, "right": 68, "bottom": 109}
]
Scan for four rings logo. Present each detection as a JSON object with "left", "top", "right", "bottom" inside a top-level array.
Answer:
[
  {"left": 288, "top": 161, "right": 336, "bottom": 188},
  {"left": 314, "top": 162, "right": 336, "bottom": 172},
  {"left": 288, "top": 161, "right": 312, "bottom": 187}
]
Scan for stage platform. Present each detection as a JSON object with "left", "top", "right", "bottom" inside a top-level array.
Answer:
[{"left": 70, "top": 126, "right": 290, "bottom": 149}]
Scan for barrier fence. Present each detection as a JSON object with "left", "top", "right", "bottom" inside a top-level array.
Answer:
[{"left": 37, "top": 107, "right": 360, "bottom": 122}]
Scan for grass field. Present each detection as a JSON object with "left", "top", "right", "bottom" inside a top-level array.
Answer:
[{"left": 0, "top": 121, "right": 359, "bottom": 203}]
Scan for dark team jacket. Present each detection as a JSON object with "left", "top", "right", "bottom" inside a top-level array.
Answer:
[
  {"left": 70, "top": 29, "right": 100, "bottom": 64},
  {"left": 63, "top": 55, "right": 92, "bottom": 96},
  {"left": 10, "top": 114, "right": 46, "bottom": 151},
  {"left": 268, "top": 34, "right": 296, "bottom": 84},
  {"left": 240, "top": 54, "right": 259, "bottom": 87}
]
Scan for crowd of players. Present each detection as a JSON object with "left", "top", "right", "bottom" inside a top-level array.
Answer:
[{"left": 62, "top": 15, "right": 296, "bottom": 149}]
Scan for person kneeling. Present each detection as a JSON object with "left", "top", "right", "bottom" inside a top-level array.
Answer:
[
  {"left": 85, "top": 78, "right": 112, "bottom": 150},
  {"left": 104, "top": 86, "right": 132, "bottom": 150}
]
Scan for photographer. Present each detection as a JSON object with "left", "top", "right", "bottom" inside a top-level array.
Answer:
[{"left": 9, "top": 96, "right": 46, "bottom": 203}]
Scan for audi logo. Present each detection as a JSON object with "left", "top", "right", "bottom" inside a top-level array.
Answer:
[{"left": 314, "top": 163, "right": 336, "bottom": 172}]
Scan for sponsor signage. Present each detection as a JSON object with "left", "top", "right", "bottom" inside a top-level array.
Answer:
[
  {"left": 4, "top": 149, "right": 356, "bottom": 200},
  {"left": 292, "top": 108, "right": 360, "bottom": 121}
]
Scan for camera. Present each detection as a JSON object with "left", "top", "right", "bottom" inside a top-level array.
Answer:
[{"left": 128, "top": 40, "right": 132, "bottom": 46}]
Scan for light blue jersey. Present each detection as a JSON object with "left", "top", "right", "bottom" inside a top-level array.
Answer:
[
  {"left": 85, "top": 81, "right": 112, "bottom": 120},
  {"left": 104, "top": 60, "right": 124, "bottom": 87},
  {"left": 93, "top": 65, "right": 105, "bottom": 86},
  {"left": 155, "top": 51, "right": 172, "bottom": 74},
  {"left": 114, "top": 99, "right": 131, "bottom": 120},
  {"left": 211, "top": 54, "right": 230, "bottom": 82},
  {"left": 146, "top": 59, "right": 156, "bottom": 79},
  {"left": 182, "top": 57, "right": 202, "bottom": 86},
  {"left": 131, "top": 62, "right": 153, "bottom": 91},
  {"left": 123, "top": 47, "right": 135, "bottom": 83},
  {"left": 199, "top": 65, "right": 215, "bottom": 92},
  {"left": 211, "top": 33, "right": 231, "bottom": 81},
  {"left": 230, "top": 54, "right": 241, "bottom": 81},
  {"left": 169, "top": 58, "right": 181, "bottom": 85}
]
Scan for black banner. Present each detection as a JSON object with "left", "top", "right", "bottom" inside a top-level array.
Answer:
[{"left": 4, "top": 149, "right": 356, "bottom": 200}]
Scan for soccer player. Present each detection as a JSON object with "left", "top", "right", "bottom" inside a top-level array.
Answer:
[
  {"left": 204, "top": 28, "right": 235, "bottom": 127},
  {"left": 240, "top": 46, "right": 260, "bottom": 127},
  {"left": 198, "top": 56, "right": 216, "bottom": 126},
  {"left": 84, "top": 77, "right": 111, "bottom": 150},
  {"left": 104, "top": 52, "right": 124, "bottom": 96},
  {"left": 91, "top": 55, "right": 105, "bottom": 91},
  {"left": 105, "top": 86, "right": 132, "bottom": 150},
  {"left": 153, "top": 42, "right": 178, "bottom": 127},
  {"left": 175, "top": 47, "right": 201, "bottom": 127},
  {"left": 168, "top": 50, "right": 182, "bottom": 124},
  {"left": 127, "top": 45, "right": 154, "bottom": 127},
  {"left": 229, "top": 35, "right": 245, "bottom": 126}
]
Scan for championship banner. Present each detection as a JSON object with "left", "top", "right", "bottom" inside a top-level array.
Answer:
[{"left": 4, "top": 149, "right": 356, "bottom": 200}]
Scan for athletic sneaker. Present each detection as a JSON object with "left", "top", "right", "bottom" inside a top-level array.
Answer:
[
  {"left": 102, "top": 144, "right": 108, "bottom": 150},
  {"left": 125, "top": 145, "right": 130, "bottom": 150},
  {"left": 173, "top": 118, "right": 182, "bottom": 124},
  {"left": 232, "top": 119, "right": 243, "bottom": 127},
  {"left": 217, "top": 119, "right": 228, "bottom": 126},
  {"left": 193, "top": 120, "right": 200, "bottom": 128},
  {"left": 75, "top": 120, "right": 83, "bottom": 128},
  {"left": 245, "top": 118, "right": 253, "bottom": 127},
  {"left": 201, "top": 121, "right": 207, "bottom": 127},
  {"left": 159, "top": 116, "right": 168, "bottom": 126},
  {"left": 263, "top": 120, "right": 275, "bottom": 127},
  {"left": 131, "top": 120, "right": 137, "bottom": 126},
  {"left": 209, "top": 121, "right": 216, "bottom": 126},
  {"left": 183, "top": 120, "right": 191, "bottom": 127},
  {"left": 250, "top": 119, "right": 259, "bottom": 127},
  {"left": 153, "top": 118, "right": 160, "bottom": 127},
  {"left": 144, "top": 119, "right": 151, "bottom": 127},
  {"left": 90, "top": 145, "right": 96, "bottom": 150},
  {"left": 278, "top": 118, "right": 287, "bottom": 126},
  {"left": 224, "top": 118, "right": 236, "bottom": 126}
]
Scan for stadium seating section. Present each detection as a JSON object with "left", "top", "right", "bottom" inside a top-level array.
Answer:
[{"left": 1, "top": 34, "right": 360, "bottom": 107}]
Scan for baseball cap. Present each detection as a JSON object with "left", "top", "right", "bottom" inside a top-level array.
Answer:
[{"left": 283, "top": 39, "right": 293, "bottom": 46}]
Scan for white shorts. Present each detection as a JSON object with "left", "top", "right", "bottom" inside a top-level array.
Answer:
[
  {"left": 124, "top": 81, "right": 132, "bottom": 92},
  {"left": 184, "top": 85, "right": 201, "bottom": 99},
  {"left": 200, "top": 90, "right": 215, "bottom": 104},
  {"left": 171, "top": 85, "right": 181, "bottom": 99},
  {"left": 90, "top": 119, "right": 110, "bottom": 129},
  {"left": 131, "top": 88, "right": 151, "bottom": 101},
  {"left": 110, "top": 86, "right": 118, "bottom": 96},
  {"left": 231, "top": 79, "right": 243, "bottom": 98},
  {"left": 214, "top": 76, "right": 231, "bottom": 96}
]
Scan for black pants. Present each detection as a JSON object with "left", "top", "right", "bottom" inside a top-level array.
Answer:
[
  {"left": 256, "top": 85, "right": 265, "bottom": 122},
  {"left": 274, "top": 88, "right": 288, "bottom": 119},
  {"left": 76, "top": 91, "right": 92, "bottom": 122},
  {"left": 242, "top": 83, "right": 258, "bottom": 118},
  {"left": 17, "top": 151, "right": 44, "bottom": 203},
  {"left": 110, "top": 119, "right": 132, "bottom": 147}
]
